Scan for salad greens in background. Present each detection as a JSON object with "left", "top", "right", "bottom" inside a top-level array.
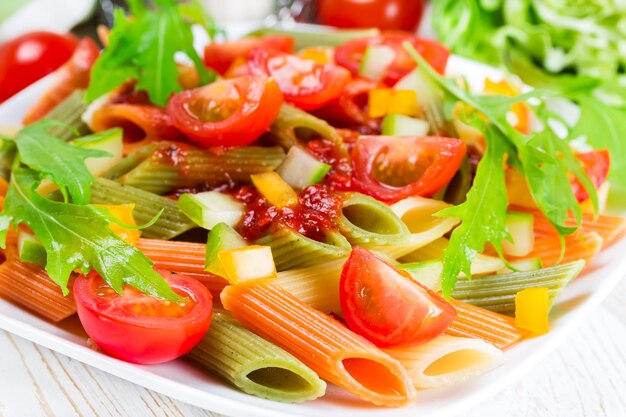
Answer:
[{"left": 432, "top": 0, "right": 626, "bottom": 187}]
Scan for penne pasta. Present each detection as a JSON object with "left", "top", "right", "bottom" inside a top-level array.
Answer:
[
  {"left": 384, "top": 335, "right": 502, "bottom": 389},
  {"left": 269, "top": 104, "right": 344, "bottom": 150},
  {"left": 0, "top": 260, "right": 76, "bottom": 322},
  {"left": 256, "top": 226, "right": 351, "bottom": 270},
  {"left": 444, "top": 299, "right": 528, "bottom": 350},
  {"left": 40, "top": 90, "right": 91, "bottom": 141},
  {"left": 221, "top": 284, "right": 417, "bottom": 407},
  {"left": 188, "top": 310, "right": 326, "bottom": 403}
]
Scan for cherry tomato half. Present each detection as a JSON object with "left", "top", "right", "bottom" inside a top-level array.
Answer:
[
  {"left": 318, "top": 0, "right": 425, "bottom": 32},
  {"left": 571, "top": 150, "right": 610, "bottom": 202},
  {"left": 340, "top": 247, "right": 456, "bottom": 347},
  {"left": 351, "top": 135, "right": 466, "bottom": 203},
  {"left": 74, "top": 270, "right": 212, "bottom": 364},
  {"left": 167, "top": 75, "right": 283, "bottom": 147},
  {"left": 248, "top": 49, "right": 351, "bottom": 111},
  {"left": 203, "top": 36, "right": 295, "bottom": 75},
  {"left": 23, "top": 37, "right": 100, "bottom": 124},
  {"left": 334, "top": 34, "right": 450, "bottom": 86},
  {"left": 0, "top": 31, "right": 79, "bottom": 103}
]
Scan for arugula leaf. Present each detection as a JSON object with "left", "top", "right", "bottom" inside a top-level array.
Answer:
[
  {"left": 0, "top": 169, "right": 180, "bottom": 301},
  {"left": 85, "top": 0, "right": 219, "bottom": 106},
  {"left": 439, "top": 127, "right": 512, "bottom": 297},
  {"left": 10, "top": 121, "right": 109, "bottom": 205}
]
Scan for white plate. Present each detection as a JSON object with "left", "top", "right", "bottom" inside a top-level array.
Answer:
[{"left": 0, "top": 56, "right": 624, "bottom": 417}]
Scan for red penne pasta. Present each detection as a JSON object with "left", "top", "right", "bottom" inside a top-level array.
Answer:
[
  {"left": 0, "top": 260, "right": 76, "bottom": 322},
  {"left": 136, "top": 238, "right": 228, "bottom": 296},
  {"left": 91, "top": 103, "right": 183, "bottom": 155},
  {"left": 221, "top": 284, "right": 417, "bottom": 407},
  {"left": 445, "top": 299, "right": 528, "bottom": 350},
  {"left": 514, "top": 232, "right": 603, "bottom": 267}
]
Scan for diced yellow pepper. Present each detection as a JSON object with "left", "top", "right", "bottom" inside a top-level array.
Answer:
[
  {"left": 218, "top": 245, "right": 277, "bottom": 284},
  {"left": 95, "top": 204, "right": 140, "bottom": 246},
  {"left": 298, "top": 47, "right": 332, "bottom": 64},
  {"left": 251, "top": 171, "right": 299, "bottom": 208},
  {"left": 368, "top": 89, "right": 419, "bottom": 118},
  {"left": 515, "top": 287, "right": 550, "bottom": 334}
]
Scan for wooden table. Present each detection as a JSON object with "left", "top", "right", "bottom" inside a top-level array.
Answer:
[{"left": 1, "top": 279, "right": 624, "bottom": 417}]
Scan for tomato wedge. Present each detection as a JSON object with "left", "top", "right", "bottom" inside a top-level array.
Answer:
[
  {"left": 247, "top": 49, "right": 351, "bottom": 111},
  {"left": 0, "top": 31, "right": 79, "bottom": 103},
  {"left": 340, "top": 247, "right": 456, "bottom": 347},
  {"left": 334, "top": 34, "right": 450, "bottom": 86},
  {"left": 167, "top": 75, "right": 283, "bottom": 147},
  {"left": 23, "top": 37, "right": 100, "bottom": 124},
  {"left": 571, "top": 150, "right": 610, "bottom": 202},
  {"left": 204, "top": 36, "right": 295, "bottom": 75},
  {"left": 351, "top": 136, "right": 466, "bottom": 203},
  {"left": 74, "top": 270, "right": 212, "bottom": 364}
]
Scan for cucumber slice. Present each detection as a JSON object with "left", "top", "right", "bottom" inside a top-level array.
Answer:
[
  {"left": 398, "top": 260, "right": 443, "bottom": 291},
  {"left": 358, "top": 45, "right": 395, "bottom": 81},
  {"left": 497, "top": 258, "right": 543, "bottom": 274},
  {"left": 18, "top": 231, "right": 47, "bottom": 266},
  {"left": 277, "top": 146, "right": 331, "bottom": 189},
  {"left": 177, "top": 192, "right": 245, "bottom": 230},
  {"left": 502, "top": 211, "right": 534, "bottom": 257},
  {"left": 205, "top": 223, "right": 248, "bottom": 277},
  {"left": 218, "top": 245, "right": 277, "bottom": 284},
  {"left": 72, "top": 129, "right": 124, "bottom": 177},
  {"left": 381, "top": 114, "right": 429, "bottom": 136},
  {"left": 394, "top": 67, "right": 446, "bottom": 133}
]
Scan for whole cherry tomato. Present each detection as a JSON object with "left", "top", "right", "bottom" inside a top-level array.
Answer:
[{"left": 318, "top": 0, "right": 425, "bottom": 32}]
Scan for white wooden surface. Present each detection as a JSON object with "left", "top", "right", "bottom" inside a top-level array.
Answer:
[{"left": 0, "top": 279, "right": 624, "bottom": 417}]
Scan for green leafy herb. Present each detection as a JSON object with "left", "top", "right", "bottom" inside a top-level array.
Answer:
[
  {"left": 85, "top": 0, "right": 219, "bottom": 106},
  {"left": 0, "top": 169, "right": 179, "bottom": 300},
  {"left": 9, "top": 121, "right": 109, "bottom": 204}
]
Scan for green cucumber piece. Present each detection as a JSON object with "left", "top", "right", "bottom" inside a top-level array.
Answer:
[
  {"left": 394, "top": 67, "right": 446, "bottom": 133},
  {"left": 18, "top": 231, "right": 47, "bottom": 266},
  {"left": 277, "top": 146, "right": 330, "bottom": 189},
  {"left": 381, "top": 114, "right": 430, "bottom": 136},
  {"left": 72, "top": 128, "right": 124, "bottom": 177},
  {"left": 177, "top": 192, "right": 245, "bottom": 230},
  {"left": 497, "top": 258, "right": 543, "bottom": 274},
  {"left": 398, "top": 260, "right": 443, "bottom": 291},
  {"left": 359, "top": 45, "right": 395, "bottom": 81},
  {"left": 502, "top": 211, "right": 534, "bottom": 257},
  {"left": 205, "top": 223, "right": 248, "bottom": 277}
]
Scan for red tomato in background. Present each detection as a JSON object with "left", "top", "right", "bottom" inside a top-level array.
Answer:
[
  {"left": 334, "top": 34, "right": 450, "bottom": 86},
  {"left": 318, "top": 0, "right": 425, "bottom": 32},
  {"left": 247, "top": 48, "right": 351, "bottom": 111},
  {"left": 340, "top": 247, "right": 456, "bottom": 347},
  {"left": 23, "top": 37, "right": 100, "bottom": 124},
  {"left": 351, "top": 135, "right": 466, "bottom": 203},
  {"left": 167, "top": 75, "right": 283, "bottom": 147},
  {"left": 571, "top": 150, "right": 610, "bottom": 202},
  {"left": 0, "top": 31, "right": 78, "bottom": 103},
  {"left": 203, "top": 36, "right": 295, "bottom": 75},
  {"left": 74, "top": 270, "right": 212, "bottom": 365}
]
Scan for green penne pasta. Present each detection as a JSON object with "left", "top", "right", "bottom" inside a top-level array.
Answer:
[
  {"left": 451, "top": 261, "right": 585, "bottom": 315},
  {"left": 119, "top": 142, "right": 285, "bottom": 194},
  {"left": 90, "top": 178, "right": 196, "bottom": 239},
  {"left": 275, "top": 259, "right": 346, "bottom": 314},
  {"left": 249, "top": 27, "right": 380, "bottom": 50},
  {"left": 269, "top": 104, "right": 344, "bottom": 150},
  {"left": 188, "top": 310, "right": 326, "bottom": 403},
  {"left": 44, "top": 90, "right": 91, "bottom": 141},
  {"left": 103, "top": 143, "right": 158, "bottom": 180},
  {"left": 255, "top": 225, "right": 351, "bottom": 271},
  {"left": 336, "top": 192, "right": 410, "bottom": 246}
]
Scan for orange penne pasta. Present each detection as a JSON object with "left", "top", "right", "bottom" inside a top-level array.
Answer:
[
  {"left": 514, "top": 232, "right": 603, "bottom": 267},
  {"left": 0, "top": 260, "right": 76, "bottom": 322},
  {"left": 136, "top": 238, "right": 228, "bottom": 296},
  {"left": 221, "top": 284, "right": 417, "bottom": 407},
  {"left": 514, "top": 206, "right": 626, "bottom": 247},
  {"left": 445, "top": 299, "right": 528, "bottom": 350},
  {"left": 91, "top": 103, "right": 183, "bottom": 155}
]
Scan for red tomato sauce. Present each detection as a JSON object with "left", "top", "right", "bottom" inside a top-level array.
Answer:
[
  {"left": 234, "top": 184, "right": 343, "bottom": 242},
  {"left": 306, "top": 129, "right": 359, "bottom": 191}
]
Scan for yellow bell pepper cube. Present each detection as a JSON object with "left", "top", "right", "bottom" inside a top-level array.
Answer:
[
  {"left": 251, "top": 171, "right": 299, "bottom": 208},
  {"left": 368, "top": 89, "right": 419, "bottom": 118},
  {"left": 218, "top": 245, "right": 277, "bottom": 284},
  {"left": 95, "top": 203, "right": 140, "bottom": 246},
  {"left": 515, "top": 287, "right": 550, "bottom": 334},
  {"left": 298, "top": 47, "right": 332, "bottom": 64}
]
